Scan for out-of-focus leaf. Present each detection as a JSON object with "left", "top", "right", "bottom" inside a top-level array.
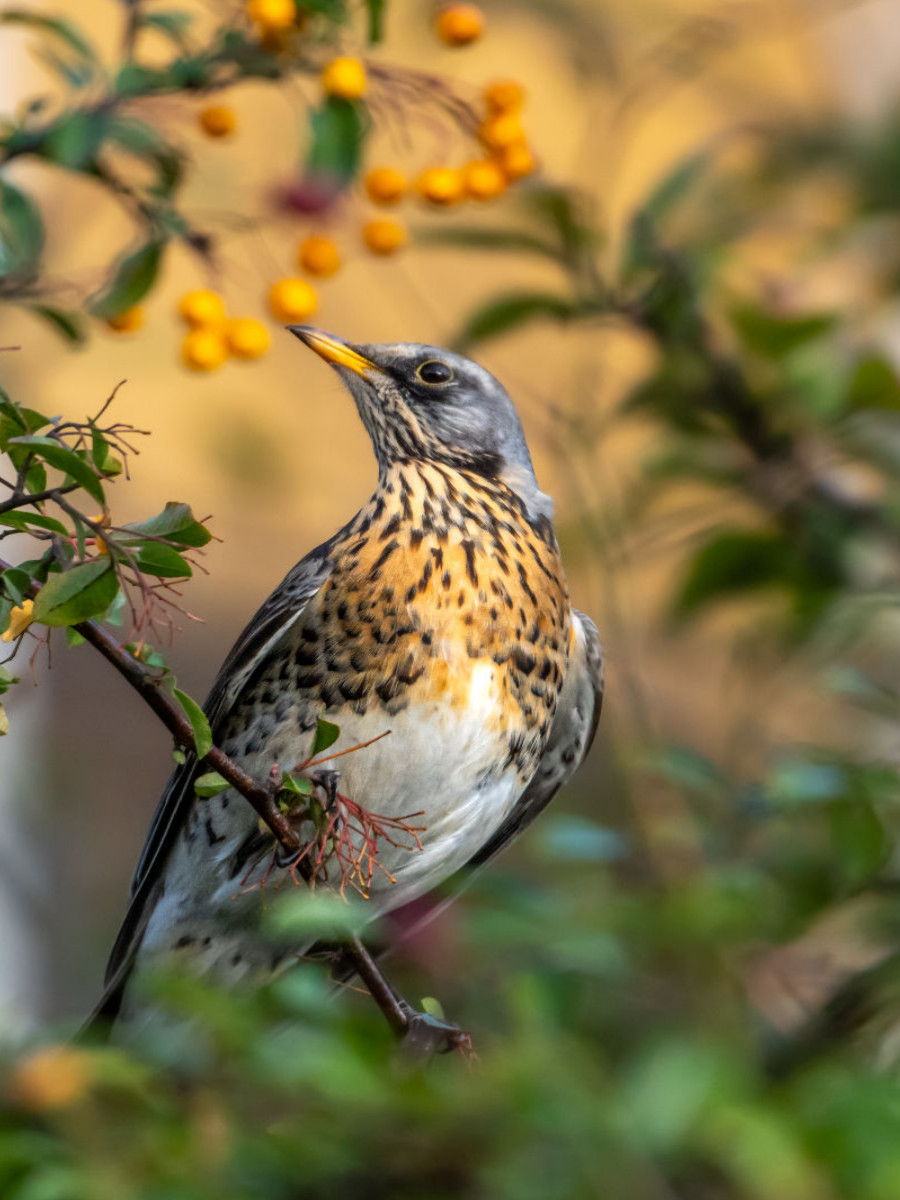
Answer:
[
  {"left": 0, "top": 181, "right": 44, "bottom": 276},
  {"left": 123, "top": 502, "right": 211, "bottom": 547},
  {"left": 138, "top": 10, "right": 193, "bottom": 43},
  {"left": 305, "top": 97, "right": 366, "bottom": 190},
  {"left": 454, "top": 291, "right": 579, "bottom": 350},
  {"left": 7, "top": 436, "right": 104, "bottom": 503},
  {"left": 264, "top": 891, "right": 368, "bottom": 940},
  {"left": 311, "top": 718, "right": 340, "bottom": 758},
  {"left": 28, "top": 305, "right": 86, "bottom": 343},
  {"left": 846, "top": 354, "right": 900, "bottom": 412},
  {"left": 365, "top": 0, "right": 385, "bottom": 41},
  {"left": 40, "top": 110, "right": 108, "bottom": 168},
  {"left": 673, "top": 529, "right": 794, "bottom": 619},
  {"left": 173, "top": 688, "right": 212, "bottom": 759},
  {"left": 540, "top": 816, "right": 628, "bottom": 863},
  {"left": 0, "top": 703, "right": 7, "bottom": 736},
  {"left": 417, "top": 224, "right": 562, "bottom": 260},
  {"left": 731, "top": 304, "right": 835, "bottom": 360},
  {"left": 135, "top": 543, "right": 192, "bottom": 579},
  {"left": 0, "top": 10, "right": 98, "bottom": 62},
  {"left": 106, "top": 115, "right": 172, "bottom": 160},
  {"left": 194, "top": 772, "right": 230, "bottom": 798},
  {"left": 32, "top": 559, "right": 117, "bottom": 626},
  {"left": 90, "top": 240, "right": 163, "bottom": 319}
]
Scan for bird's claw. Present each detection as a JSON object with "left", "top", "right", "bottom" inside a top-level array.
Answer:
[{"left": 399, "top": 1006, "right": 473, "bottom": 1059}]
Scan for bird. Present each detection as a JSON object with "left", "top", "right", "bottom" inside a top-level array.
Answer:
[{"left": 94, "top": 328, "right": 603, "bottom": 1032}]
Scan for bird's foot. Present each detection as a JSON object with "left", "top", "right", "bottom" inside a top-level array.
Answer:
[{"left": 398, "top": 1002, "right": 473, "bottom": 1059}]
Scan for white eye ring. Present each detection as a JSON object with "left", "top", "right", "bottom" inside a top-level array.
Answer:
[{"left": 416, "top": 360, "right": 455, "bottom": 385}]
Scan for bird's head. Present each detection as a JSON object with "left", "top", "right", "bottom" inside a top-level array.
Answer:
[{"left": 291, "top": 326, "right": 552, "bottom": 521}]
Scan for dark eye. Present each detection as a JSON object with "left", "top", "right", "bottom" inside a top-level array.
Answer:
[{"left": 416, "top": 360, "right": 454, "bottom": 385}]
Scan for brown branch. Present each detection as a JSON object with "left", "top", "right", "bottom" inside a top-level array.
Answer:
[{"left": 0, "top": 483, "right": 81, "bottom": 516}]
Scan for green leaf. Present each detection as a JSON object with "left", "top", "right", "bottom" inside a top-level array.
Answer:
[
  {"left": 90, "top": 425, "right": 121, "bottom": 476},
  {"left": 139, "top": 10, "right": 194, "bottom": 43},
  {"left": 0, "top": 665, "right": 19, "bottom": 696},
  {"left": 90, "top": 240, "right": 163, "bottom": 319},
  {"left": 135, "top": 542, "right": 192, "bottom": 579},
  {"left": 846, "top": 354, "right": 900, "bottom": 412},
  {"left": 305, "top": 97, "right": 366, "bottom": 190},
  {"left": 194, "top": 771, "right": 230, "bottom": 798},
  {"left": 173, "top": 688, "right": 212, "bottom": 759},
  {"left": 730, "top": 304, "right": 836, "bottom": 360},
  {"left": 365, "top": 0, "right": 385, "bottom": 43},
  {"left": 41, "top": 109, "right": 108, "bottom": 169},
  {"left": 673, "top": 530, "right": 794, "bottom": 620},
  {"left": 0, "top": 181, "right": 44, "bottom": 276},
  {"left": 0, "top": 703, "right": 7, "bottom": 736},
  {"left": 7, "top": 436, "right": 104, "bottom": 504},
  {"left": 453, "top": 291, "right": 579, "bottom": 350},
  {"left": 29, "top": 305, "right": 87, "bottom": 343},
  {"left": 417, "top": 225, "right": 562, "bottom": 260},
  {"left": 64, "top": 626, "right": 85, "bottom": 646},
  {"left": 32, "top": 559, "right": 117, "bottom": 626},
  {"left": 2, "top": 567, "right": 31, "bottom": 604},
  {"left": 123, "top": 502, "right": 211, "bottom": 547},
  {"left": 0, "top": 10, "right": 98, "bottom": 63},
  {"left": 310, "top": 718, "right": 340, "bottom": 758},
  {"left": 0, "top": 511, "right": 68, "bottom": 536},
  {"left": 281, "top": 772, "right": 313, "bottom": 799},
  {"left": 172, "top": 747, "right": 186, "bottom": 764}
]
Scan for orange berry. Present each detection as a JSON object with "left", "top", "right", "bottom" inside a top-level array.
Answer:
[
  {"left": 364, "top": 167, "right": 407, "bottom": 205},
  {"left": 435, "top": 3, "right": 485, "bottom": 45},
  {"left": 463, "top": 158, "right": 507, "bottom": 200},
  {"left": 225, "top": 317, "right": 270, "bottom": 360},
  {"left": 105, "top": 306, "right": 143, "bottom": 333},
  {"left": 479, "top": 112, "right": 526, "bottom": 152},
  {"left": 9, "top": 1046, "right": 92, "bottom": 1112},
  {"left": 484, "top": 79, "right": 525, "bottom": 114},
  {"left": 362, "top": 218, "right": 407, "bottom": 255},
  {"left": 321, "top": 57, "right": 367, "bottom": 100},
  {"left": 499, "top": 142, "right": 537, "bottom": 180},
  {"left": 178, "top": 289, "right": 226, "bottom": 328},
  {"left": 268, "top": 277, "right": 318, "bottom": 322},
  {"left": 199, "top": 105, "right": 237, "bottom": 138},
  {"left": 182, "top": 328, "right": 228, "bottom": 371},
  {"left": 417, "top": 167, "right": 464, "bottom": 206},
  {"left": 298, "top": 234, "right": 341, "bottom": 277},
  {"left": 247, "top": 0, "right": 297, "bottom": 32}
]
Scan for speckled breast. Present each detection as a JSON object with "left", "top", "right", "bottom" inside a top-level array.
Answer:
[{"left": 301, "top": 461, "right": 570, "bottom": 780}]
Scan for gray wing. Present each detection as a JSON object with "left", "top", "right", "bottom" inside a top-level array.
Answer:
[
  {"left": 468, "top": 609, "right": 604, "bottom": 869},
  {"left": 94, "top": 542, "right": 334, "bottom": 1016}
]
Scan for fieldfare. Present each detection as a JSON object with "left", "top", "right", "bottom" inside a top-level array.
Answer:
[{"left": 96, "top": 329, "right": 603, "bottom": 1028}]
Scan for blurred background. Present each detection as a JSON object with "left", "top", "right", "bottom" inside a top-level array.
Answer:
[{"left": 3, "top": 0, "right": 900, "bottom": 1196}]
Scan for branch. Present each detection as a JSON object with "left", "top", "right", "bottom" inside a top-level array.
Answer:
[{"left": 0, "top": 482, "right": 81, "bottom": 516}]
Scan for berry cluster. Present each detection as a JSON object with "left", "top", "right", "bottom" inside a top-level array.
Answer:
[{"left": 105, "top": 0, "right": 535, "bottom": 369}]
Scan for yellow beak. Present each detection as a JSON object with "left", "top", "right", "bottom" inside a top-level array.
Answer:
[{"left": 289, "top": 326, "right": 376, "bottom": 377}]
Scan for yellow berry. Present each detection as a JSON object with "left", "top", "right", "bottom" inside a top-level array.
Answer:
[
  {"left": 247, "top": 0, "right": 297, "bottom": 32},
  {"left": 484, "top": 79, "right": 525, "bottom": 114},
  {"left": 479, "top": 112, "right": 526, "bottom": 152},
  {"left": 182, "top": 328, "right": 229, "bottom": 371},
  {"left": 178, "top": 289, "right": 226, "bottom": 328},
  {"left": 268, "top": 277, "right": 318, "bottom": 322},
  {"left": 362, "top": 218, "right": 406, "bottom": 255},
  {"left": 364, "top": 167, "right": 407, "bottom": 205},
  {"left": 436, "top": 3, "right": 485, "bottom": 45},
  {"left": 9, "top": 1046, "right": 92, "bottom": 1112},
  {"left": 321, "top": 57, "right": 367, "bottom": 101},
  {"left": 463, "top": 158, "right": 507, "bottom": 200},
  {"left": 225, "top": 318, "right": 270, "bottom": 360},
  {"left": 199, "top": 105, "right": 237, "bottom": 138},
  {"left": 499, "top": 141, "right": 537, "bottom": 180},
  {"left": 417, "top": 167, "right": 464, "bottom": 206},
  {"left": 105, "top": 306, "right": 143, "bottom": 333},
  {"left": 298, "top": 234, "right": 341, "bottom": 277}
]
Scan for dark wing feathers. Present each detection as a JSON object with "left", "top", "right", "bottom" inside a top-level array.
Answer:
[{"left": 95, "top": 544, "right": 334, "bottom": 1014}]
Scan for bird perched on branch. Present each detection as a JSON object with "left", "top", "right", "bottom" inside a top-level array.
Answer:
[{"left": 96, "top": 328, "right": 603, "bottom": 1033}]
